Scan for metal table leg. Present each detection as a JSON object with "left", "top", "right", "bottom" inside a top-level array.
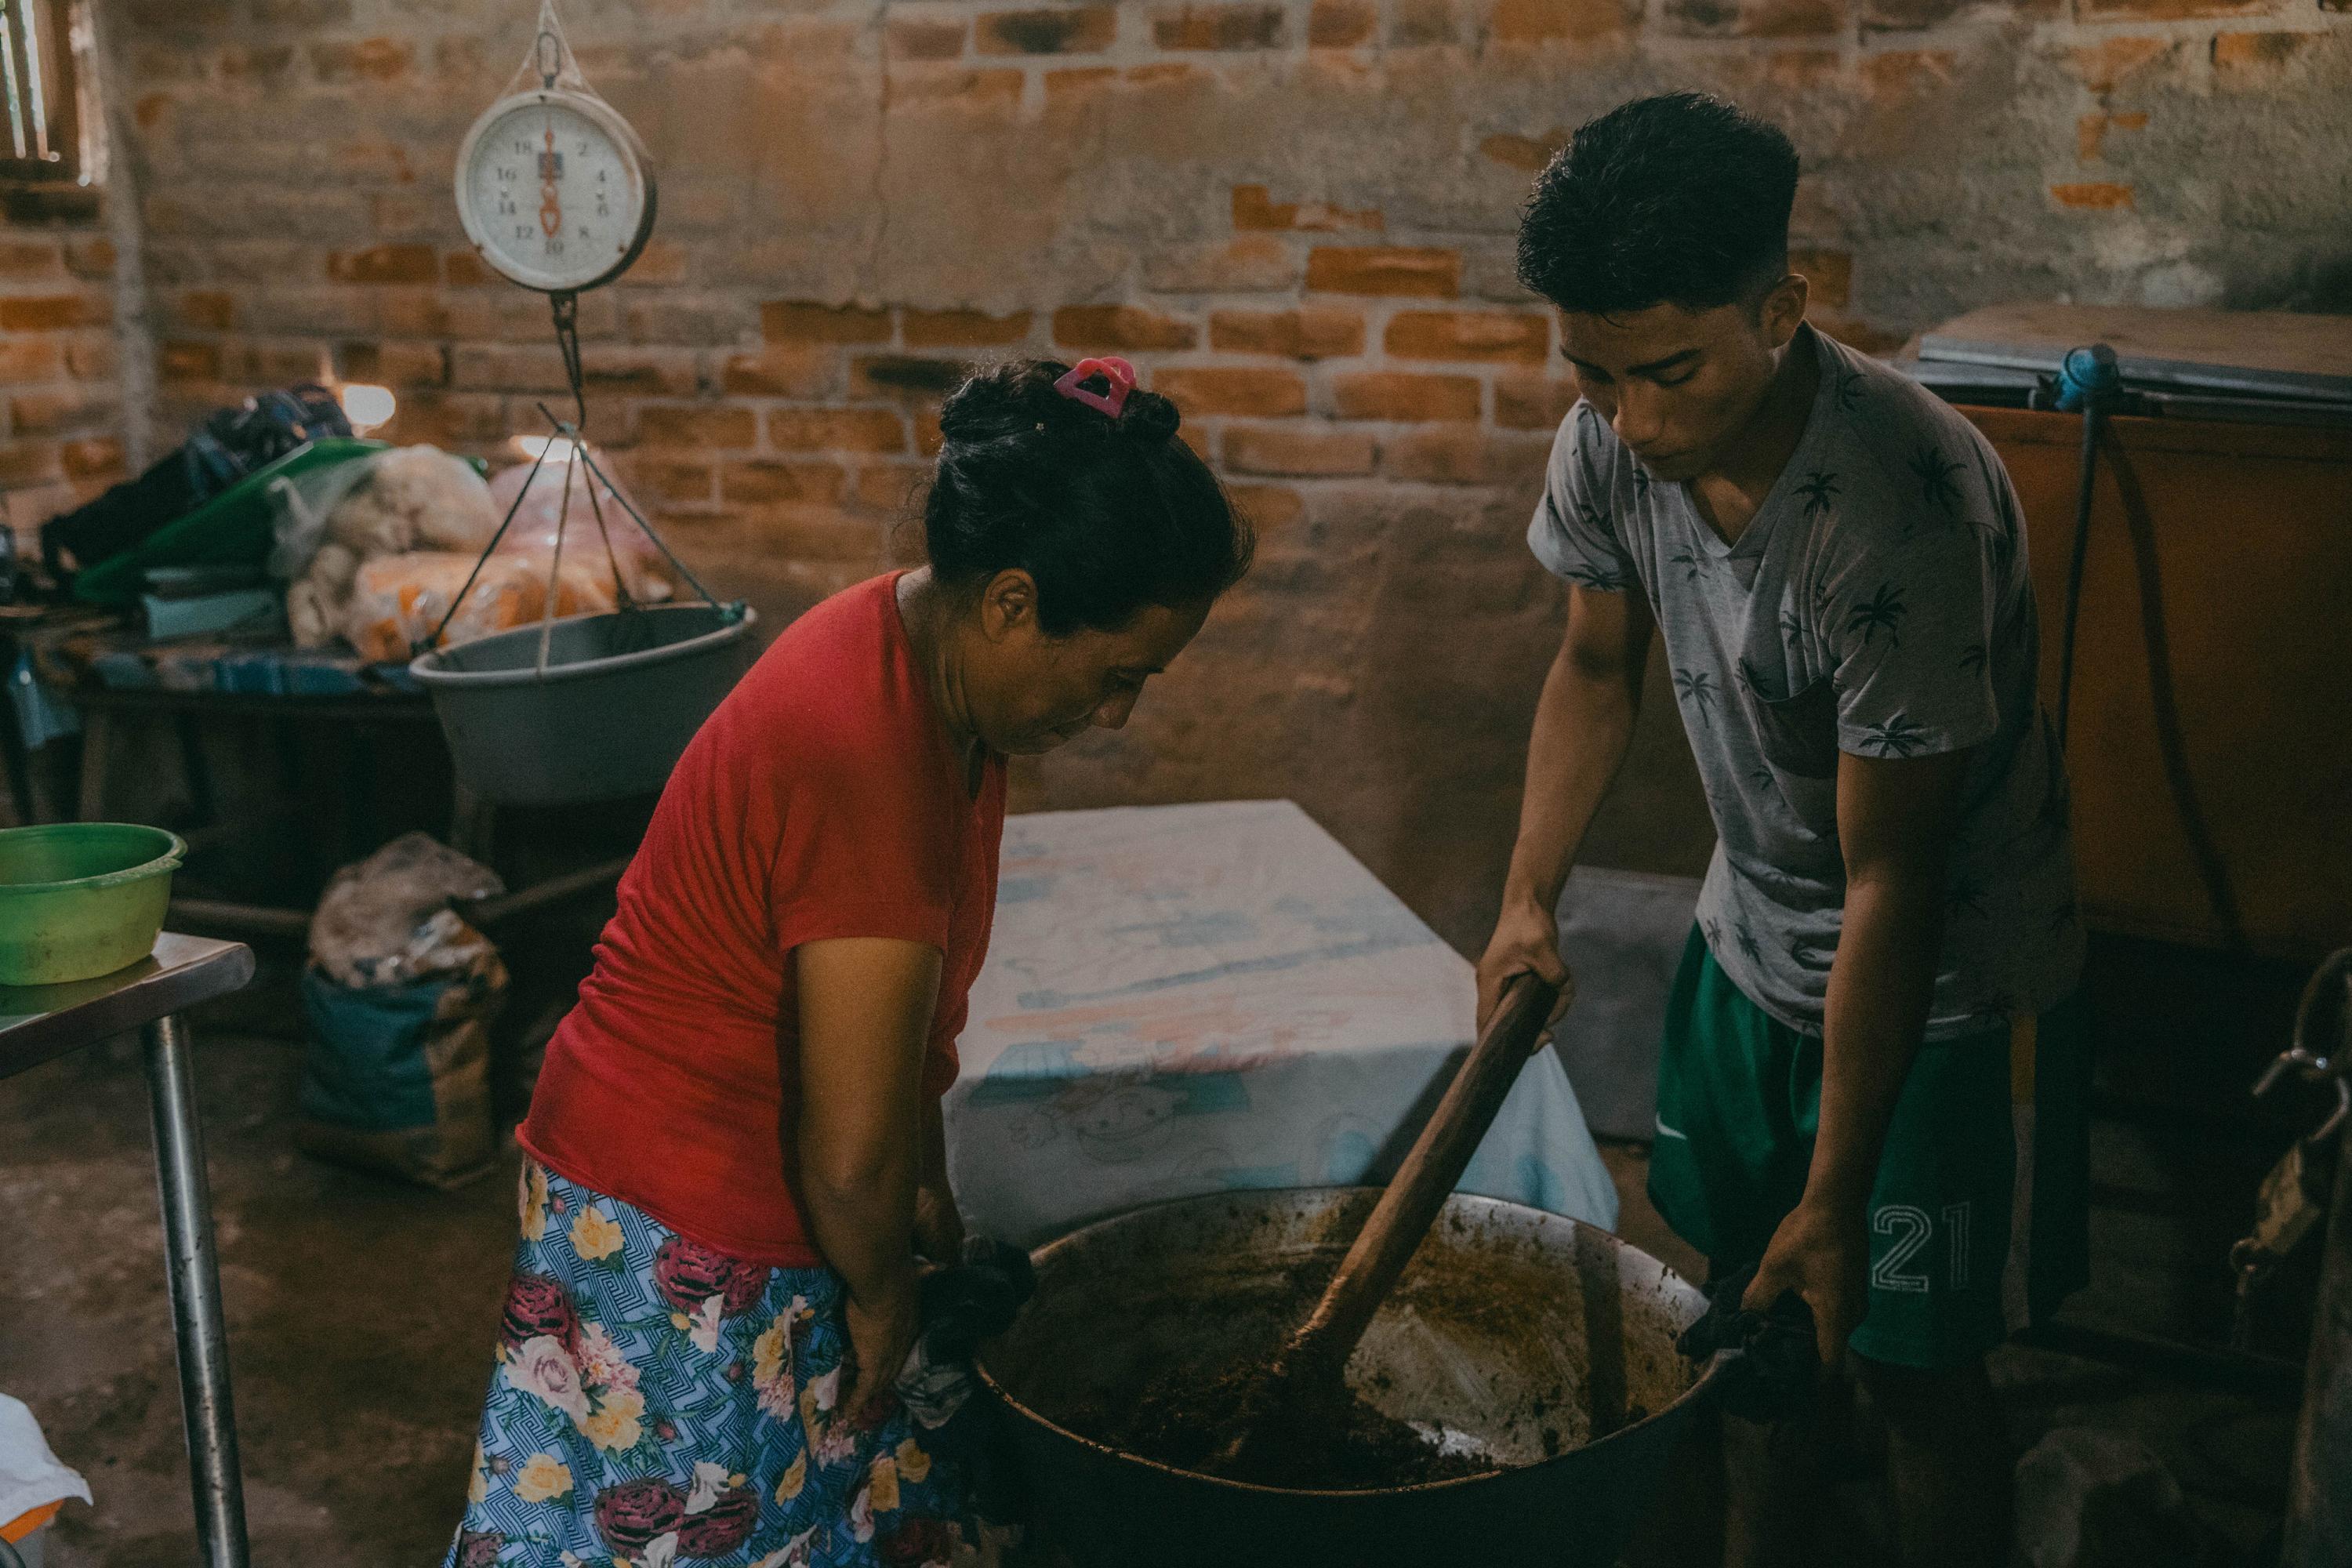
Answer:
[{"left": 141, "top": 1012, "right": 251, "bottom": 1568}]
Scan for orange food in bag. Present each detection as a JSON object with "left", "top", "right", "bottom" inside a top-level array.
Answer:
[{"left": 344, "top": 551, "right": 619, "bottom": 664}]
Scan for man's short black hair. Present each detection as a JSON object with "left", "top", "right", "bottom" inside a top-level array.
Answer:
[{"left": 1516, "top": 93, "right": 1801, "bottom": 318}]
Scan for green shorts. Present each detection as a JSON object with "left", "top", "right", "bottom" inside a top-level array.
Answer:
[{"left": 1646, "top": 926, "right": 2090, "bottom": 1370}]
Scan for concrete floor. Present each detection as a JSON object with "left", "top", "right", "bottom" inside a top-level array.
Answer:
[{"left": 0, "top": 1011, "right": 2303, "bottom": 1567}]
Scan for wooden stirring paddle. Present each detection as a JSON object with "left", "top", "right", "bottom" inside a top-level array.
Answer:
[{"left": 1215, "top": 972, "right": 1566, "bottom": 1475}]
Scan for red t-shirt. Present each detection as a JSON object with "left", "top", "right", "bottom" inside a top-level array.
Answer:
[{"left": 519, "top": 572, "right": 1007, "bottom": 1267}]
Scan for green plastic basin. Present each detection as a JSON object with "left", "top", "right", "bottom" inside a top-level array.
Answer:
[{"left": 0, "top": 823, "right": 186, "bottom": 986}]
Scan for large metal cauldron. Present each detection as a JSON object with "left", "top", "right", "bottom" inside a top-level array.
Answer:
[{"left": 976, "top": 1187, "right": 1725, "bottom": 1568}]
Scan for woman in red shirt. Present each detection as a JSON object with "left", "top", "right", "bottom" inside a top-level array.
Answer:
[{"left": 444, "top": 358, "right": 1250, "bottom": 1568}]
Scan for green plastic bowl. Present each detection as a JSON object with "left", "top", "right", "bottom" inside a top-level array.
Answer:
[{"left": 0, "top": 823, "right": 186, "bottom": 986}]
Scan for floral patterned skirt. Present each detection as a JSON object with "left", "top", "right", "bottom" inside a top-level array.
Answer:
[{"left": 444, "top": 1159, "right": 969, "bottom": 1568}]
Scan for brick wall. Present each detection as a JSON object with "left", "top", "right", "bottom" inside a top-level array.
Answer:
[
  {"left": 98, "top": 0, "right": 2352, "bottom": 946},
  {"left": 0, "top": 203, "right": 129, "bottom": 554}
]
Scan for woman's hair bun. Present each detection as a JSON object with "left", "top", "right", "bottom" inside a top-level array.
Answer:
[
  {"left": 1114, "top": 389, "right": 1181, "bottom": 445},
  {"left": 935, "top": 359, "right": 1062, "bottom": 446},
  {"left": 923, "top": 357, "right": 1253, "bottom": 638}
]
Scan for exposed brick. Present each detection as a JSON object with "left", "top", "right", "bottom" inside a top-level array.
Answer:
[
  {"left": 1228, "top": 482, "right": 1305, "bottom": 530},
  {"left": 1307, "top": 246, "right": 1460, "bottom": 298},
  {"left": 854, "top": 464, "right": 930, "bottom": 512},
  {"left": 453, "top": 343, "right": 575, "bottom": 394},
  {"left": 915, "top": 408, "right": 946, "bottom": 456},
  {"left": 628, "top": 296, "right": 758, "bottom": 347},
  {"left": 0, "top": 295, "right": 107, "bottom": 332},
  {"left": 158, "top": 340, "right": 223, "bottom": 383},
  {"left": 903, "top": 308, "right": 1034, "bottom": 347},
  {"left": 1154, "top": 3, "right": 1289, "bottom": 49},
  {"left": 255, "top": 0, "right": 350, "bottom": 22},
  {"left": 618, "top": 241, "right": 691, "bottom": 289},
  {"left": 310, "top": 37, "right": 415, "bottom": 84},
  {"left": 638, "top": 405, "right": 759, "bottom": 448},
  {"left": 1209, "top": 307, "right": 1365, "bottom": 360},
  {"left": 768, "top": 408, "right": 909, "bottom": 453},
  {"left": 723, "top": 459, "right": 850, "bottom": 506},
  {"left": 978, "top": 7, "right": 1117, "bottom": 53},
  {"left": 396, "top": 393, "right": 510, "bottom": 447},
  {"left": 62, "top": 438, "right": 124, "bottom": 481},
  {"left": 755, "top": 509, "right": 895, "bottom": 564},
  {"left": 1310, "top": 0, "right": 1379, "bottom": 45},
  {"left": 434, "top": 250, "right": 494, "bottom": 288},
  {"left": 0, "top": 240, "right": 62, "bottom": 278},
  {"left": 0, "top": 339, "right": 61, "bottom": 383},
  {"left": 1386, "top": 310, "right": 1550, "bottom": 362},
  {"left": 852, "top": 355, "right": 971, "bottom": 398},
  {"left": 2067, "top": 37, "right": 2173, "bottom": 93},
  {"left": 887, "top": 65, "right": 1026, "bottom": 107},
  {"left": 1225, "top": 424, "right": 1377, "bottom": 477},
  {"left": 2081, "top": 0, "right": 2266, "bottom": 18},
  {"left": 175, "top": 291, "right": 234, "bottom": 331},
  {"left": 888, "top": 16, "right": 969, "bottom": 57},
  {"left": 10, "top": 389, "right": 116, "bottom": 435},
  {"left": 1232, "top": 185, "right": 1383, "bottom": 233},
  {"left": 1380, "top": 427, "right": 1533, "bottom": 485},
  {"left": 1479, "top": 132, "right": 1565, "bottom": 173},
  {"left": 2050, "top": 182, "right": 2135, "bottom": 211},
  {"left": 722, "top": 349, "right": 840, "bottom": 398},
  {"left": 1153, "top": 367, "right": 1308, "bottom": 417},
  {"left": 1145, "top": 237, "right": 1301, "bottom": 294},
  {"left": 1662, "top": 0, "right": 1842, "bottom": 34},
  {"left": 0, "top": 443, "right": 61, "bottom": 488},
  {"left": 338, "top": 341, "right": 448, "bottom": 387},
  {"left": 66, "top": 339, "right": 119, "bottom": 382},
  {"left": 1859, "top": 49, "right": 1958, "bottom": 96},
  {"left": 764, "top": 301, "right": 893, "bottom": 344},
  {"left": 226, "top": 340, "right": 335, "bottom": 386},
  {"left": 1490, "top": 0, "right": 1635, "bottom": 43},
  {"left": 327, "top": 245, "right": 438, "bottom": 285},
  {"left": 1494, "top": 376, "right": 1581, "bottom": 430},
  {"left": 584, "top": 350, "right": 703, "bottom": 398},
  {"left": 2212, "top": 31, "right": 2304, "bottom": 74},
  {"left": 64, "top": 234, "right": 113, "bottom": 281},
  {"left": 1330, "top": 372, "right": 1481, "bottom": 423},
  {"left": 1053, "top": 304, "right": 1199, "bottom": 351},
  {"left": 2075, "top": 111, "right": 2149, "bottom": 161},
  {"left": 125, "top": 0, "right": 233, "bottom": 27},
  {"left": 1044, "top": 66, "right": 1122, "bottom": 107},
  {"left": 1391, "top": 0, "right": 1463, "bottom": 44},
  {"left": 622, "top": 459, "right": 717, "bottom": 506}
]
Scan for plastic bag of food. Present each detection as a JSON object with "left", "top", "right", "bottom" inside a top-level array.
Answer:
[
  {"left": 487, "top": 452, "right": 674, "bottom": 604},
  {"left": 339, "top": 549, "right": 619, "bottom": 664},
  {"left": 297, "top": 833, "right": 508, "bottom": 1189},
  {"left": 279, "top": 445, "right": 502, "bottom": 648}
]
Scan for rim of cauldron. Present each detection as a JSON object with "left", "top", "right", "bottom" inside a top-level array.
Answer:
[{"left": 972, "top": 1187, "right": 1735, "bottom": 1501}]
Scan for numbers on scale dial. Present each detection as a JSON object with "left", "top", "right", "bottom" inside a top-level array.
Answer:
[{"left": 469, "top": 100, "right": 637, "bottom": 281}]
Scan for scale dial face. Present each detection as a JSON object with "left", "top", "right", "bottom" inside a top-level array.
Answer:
[{"left": 455, "top": 89, "right": 655, "bottom": 293}]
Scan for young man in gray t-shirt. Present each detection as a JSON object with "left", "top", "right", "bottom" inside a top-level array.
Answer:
[{"left": 1479, "top": 94, "right": 2085, "bottom": 1566}]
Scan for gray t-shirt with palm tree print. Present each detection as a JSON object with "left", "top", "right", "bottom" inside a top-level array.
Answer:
[{"left": 1528, "top": 324, "right": 2082, "bottom": 1040}]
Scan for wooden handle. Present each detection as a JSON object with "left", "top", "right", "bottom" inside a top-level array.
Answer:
[{"left": 1279, "top": 973, "right": 1562, "bottom": 1382}]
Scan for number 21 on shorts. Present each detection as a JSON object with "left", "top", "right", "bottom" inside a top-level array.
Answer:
[{"left": 1871, "top": 1201, "right": 1973, "bottom": 1294}]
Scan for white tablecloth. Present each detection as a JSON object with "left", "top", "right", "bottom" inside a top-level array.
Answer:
[{"left": 944, "top": 800, "right": 1619, "bottom": 1248}]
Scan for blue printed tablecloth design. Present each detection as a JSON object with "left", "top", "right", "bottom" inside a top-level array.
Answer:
[{"left": 944, "top": 800, "right": 1619, "bottom": 1248}]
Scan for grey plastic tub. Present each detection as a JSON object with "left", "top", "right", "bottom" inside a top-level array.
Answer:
[{"left": 410, "top": 603, "right": 757, "bottom": 806}]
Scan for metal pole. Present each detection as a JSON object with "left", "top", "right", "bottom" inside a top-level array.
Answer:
[
  {"left": 2282, "top": 1117, "right": 2352, "bottom": 1565},
  {"left": 141, "top": 1013, "right": 251, "bottom": 1568}
]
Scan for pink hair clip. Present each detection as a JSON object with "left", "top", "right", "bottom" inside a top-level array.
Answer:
[{"left": 1053, "top": 356, "right": 1138, "bottom": 419}]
